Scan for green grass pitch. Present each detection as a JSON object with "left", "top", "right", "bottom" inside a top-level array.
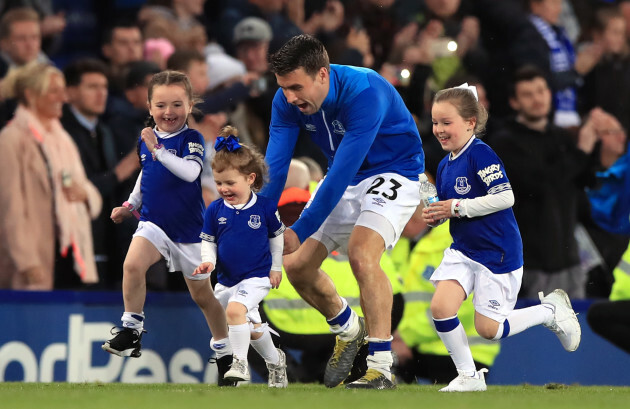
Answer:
[{"left": 1, "top": 383, "right": 629, "bottom": 409}]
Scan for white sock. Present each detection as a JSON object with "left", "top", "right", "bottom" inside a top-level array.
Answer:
[
  {"left": 210, "top": 337, "right": 232, "bottom": 358},
  {"left": 434, "top": 316, "right": 476, "bottom": 376},
  {"left": 339, "top": 312, "right": 360, "bottom": 341},
  {"left": 250, "top": 331, "right": 280, "bottom": 364},
  {"left": 365, "top": 337, "right": 394, "bottom": 381},
  {"left": 229, "top": 323, "right": 251, "bottom": 360},
  {"left": 121, "top": 311, "right": 144, "bottom": 330},
  {"left": 492, "top": 305, "right": 554, "bottom": 340},
  {"left": 328, "top": 298, "right": 358, "bottom": 336}
]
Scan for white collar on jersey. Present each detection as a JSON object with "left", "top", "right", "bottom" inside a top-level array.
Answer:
[
  {"left": 154, "top": 124, "right": 188, "bottom": 139},
  {"left": 223, "top": 191, "right": 258, "bottom": 211},
  {"left": 449, "top": 135, "right": 476, "bottom": 161}
]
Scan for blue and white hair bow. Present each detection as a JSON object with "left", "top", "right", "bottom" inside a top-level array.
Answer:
[
  {"left": 214, "top": 135, "right": 241, "bottom": 152},
  {"left": 455, "top": 82, "right": 479, "bottom": 101}
]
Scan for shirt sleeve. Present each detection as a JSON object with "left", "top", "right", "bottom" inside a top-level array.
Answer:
[
  {"left": 472, "top": 145, "right": 513, "bottom": 196},
  {"left": 155, "top": 148, "right": 202, "bottom": 182},
  {"left": 127, "top": 171, "right": 143, "bottom": 208},
  {"left": 182, "top": 129, "right": 206, "bottom": 166},
  {"left": 200, "top": 202, "right": 217, "bottom": 243},
  {"left": 291, "top": 85, "right": 387, "bottom": 242},
  {"left": 259, "top": 90, "right": 300, "bottom": 205}
]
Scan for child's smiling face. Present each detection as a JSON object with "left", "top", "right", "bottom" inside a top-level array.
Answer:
[{"left": 149, "top": 84, "right": 192, "bottom": 133}]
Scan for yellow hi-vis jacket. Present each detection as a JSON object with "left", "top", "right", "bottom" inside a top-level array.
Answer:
[
  {"left": 263, "top": 250, "right": 402, "bottom": 335},
  {"left": 397, "top": 222, "right": 500, "bottom": 367},
  {"left": 610, "top": 243, "right": 630, "bottom": 301}
]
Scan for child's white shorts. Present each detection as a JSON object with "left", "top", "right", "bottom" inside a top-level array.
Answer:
[
  {"left": 430, "top": 248, "right": 523, "bottom": 322},
  {"left": 214, "top": 276, "right": 272, "bottom": 324},
  {"left": 133, "top": 221, "right": 208, "bottom": 281},
  {"left": 310, "top": 172, "right": 421, "bottom": 253}
]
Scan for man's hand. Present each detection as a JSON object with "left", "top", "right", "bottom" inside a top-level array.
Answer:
[
  {"left": 194, "top": 262, "right": 214, "bottom": 276},
  {"left": 270, "top": 270, "right": 282, "bottom": 289},
  {"left": 283, "top": 228, "right": 301, "bottom": 255}
]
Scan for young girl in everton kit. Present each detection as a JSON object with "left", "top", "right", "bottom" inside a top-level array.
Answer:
[
  {"left": 102, "top": 71, "right": 233, "bottom": 385},
  {"left": 423, "top": 84, "right": 581, "bottom": 392},
  {"left": 194, "top": 125, "right": 288, "bottom": 388}
]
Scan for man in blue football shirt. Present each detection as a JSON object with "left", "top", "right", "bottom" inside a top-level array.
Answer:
[{"left": 262, "top": 34, "right": 425, "bottom": 389}]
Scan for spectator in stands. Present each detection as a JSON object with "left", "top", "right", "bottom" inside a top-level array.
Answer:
[
  {"left": 579, "top": 108, "right": 630, "bottom": 297},
  {"left": 233, "top": 16, "right": 278, "bottom": 152},
  {"left": 139, "top": 0, "right": 209, "bottom": 52},
  {"left": 217, "top": 0, "right": 302, "bottom": 55},
  {"left": 61, "top": 58, "right": 140, "bottom": 289},
  {"left": 579, "top": 4, "right": 630, "bottom": 133},
  {"left": 0, "top": 62, "right": 101, "bottom": 290},
  {"left": 527, "top": 0, "right": 602, "bottom": 129},
  {"left": 0, "top": 7, "right": 50, "bottom": 79},
  {"left": 490, "top": 65, "right": 599, "bottom": 299},
  {"left": 107, "top": 60, "right": 161, "bottom": 161},
  {"left": 101, "top": 21, "right": 143, "bottom": 97}
]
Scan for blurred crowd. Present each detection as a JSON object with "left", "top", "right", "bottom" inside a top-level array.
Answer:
[{"left": 0, "top": 0, "right": 628, "bottom": 304}]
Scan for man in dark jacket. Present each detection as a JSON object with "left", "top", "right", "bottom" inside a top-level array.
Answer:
[
  {"left": 490, "top": 65, "right": 598, "bottom": 299},
  {"left": 61, "top": 58, "right": 140, "bottom": 288}
]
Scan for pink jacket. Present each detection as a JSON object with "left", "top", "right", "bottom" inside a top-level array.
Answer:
[{"left": 0, "top": 105, "right": 102, "bottom": 290}]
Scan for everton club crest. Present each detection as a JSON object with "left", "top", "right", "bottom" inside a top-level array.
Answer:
[
  {"left": 248, "top": 215, "right": 261, "bottom": 229},
  {"left": 454, "top": 177, "right": 471, "bottom": 195}
]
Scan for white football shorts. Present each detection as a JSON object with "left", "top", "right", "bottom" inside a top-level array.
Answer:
[
  {"left": 430, "top": 248, "right": 523, "bottom": 322},
  {"left": 133, "top": 221, "right": 208, "bottom": 280},
  {"left": 310, "top": 172, "right": 421, "bottom": 253},
  {"left": 214, "top": 276, "right": 271, "bottom": 324}
]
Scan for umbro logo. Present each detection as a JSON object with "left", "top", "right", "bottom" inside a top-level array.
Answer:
[
  {"left": 218, "top": 217, "right": 227, "bottom": 224},
  {"left": 372, "top": 197, "right": 386, "bottom": 207}
]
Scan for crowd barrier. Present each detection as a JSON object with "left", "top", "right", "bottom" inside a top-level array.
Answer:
[{"left": 1, "top": 290, "right": 629, "bottom": 385}]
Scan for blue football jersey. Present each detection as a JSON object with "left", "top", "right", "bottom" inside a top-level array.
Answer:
[
  {"left": 138, "top": 126, "right": 206, "bottom": 243},
  {"left": 436, "top": 137, "right": 523, "bottom": 273},
  {"left": 201, "top": 193, "right": 285, "bottom": 287},
  {"left": 262, "top": 64, "right": 424, "bottom": 242}
]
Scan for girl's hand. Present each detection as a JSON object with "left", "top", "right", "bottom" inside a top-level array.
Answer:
[
  {"left": 270, "top": 270, "right": 282, "bottom": 289},
  {"left": 194, "top": 262, "right": 214, "bottom": 276},
  {"left": 111, "top": 206, "right": 132, "bottom": 224},
  {"left": 141, "top": 127, "right": 158, "bottom": 151},
  {"left": 421, "top": 199, "right": 454, "bottom": 226}
]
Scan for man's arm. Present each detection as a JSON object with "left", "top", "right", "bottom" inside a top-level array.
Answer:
[
  {"left": 260, "top": 91, "right": 301, "bottom": 204},
  {"left": 291, "top": 86, "right": 386, "bottom": 242}
]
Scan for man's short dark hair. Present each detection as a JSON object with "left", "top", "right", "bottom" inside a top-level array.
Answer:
[
  {"left": 269, "top": 34, "right": 329, "bottom": 77},
  {"left": 510, "top": 65, "right": 548, "bottom": 97},
  {"left": 125, "top": 60, "right": 161, "bottom": 90},
  {"left": 102, "top": 20, "right": 141, "bottom": 46},
  {"left": 167, "top": 49, "right": 205, "bottom": 72},
  {"left": 63, "top": 58, "right": 109, "bottom": 87}
]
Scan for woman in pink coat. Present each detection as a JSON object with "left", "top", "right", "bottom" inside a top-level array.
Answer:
[{"left": 0, "top": 62, "right": 102, "bottom": 290}]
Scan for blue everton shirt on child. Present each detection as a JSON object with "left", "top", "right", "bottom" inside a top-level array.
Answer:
[
  {"left": 138, "top": 127, "right": 206, "bottom": 242},
  {"left": 436, "top": 137, "right": 523, "bottom": 273},
  {"left": 201, "top": 193, "right": 285, "bottom": 287}
]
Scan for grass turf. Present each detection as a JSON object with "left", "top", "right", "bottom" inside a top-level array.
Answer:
[{"left": 1, "top": 383, "right": 629, "bottom": 409}]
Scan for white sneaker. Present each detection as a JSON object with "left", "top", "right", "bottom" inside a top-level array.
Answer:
[
  {"left": 266, "top": 348, "right": 288, "bottom": 388},
  {"left": 224, "top": 356, "right": 250, "bottom": 382},
  {"left": 539, "top": 289, "right": 581, "bottom": 352},
  {"left": 439, "top": 369, "right": 488, "bottom": 392}
]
